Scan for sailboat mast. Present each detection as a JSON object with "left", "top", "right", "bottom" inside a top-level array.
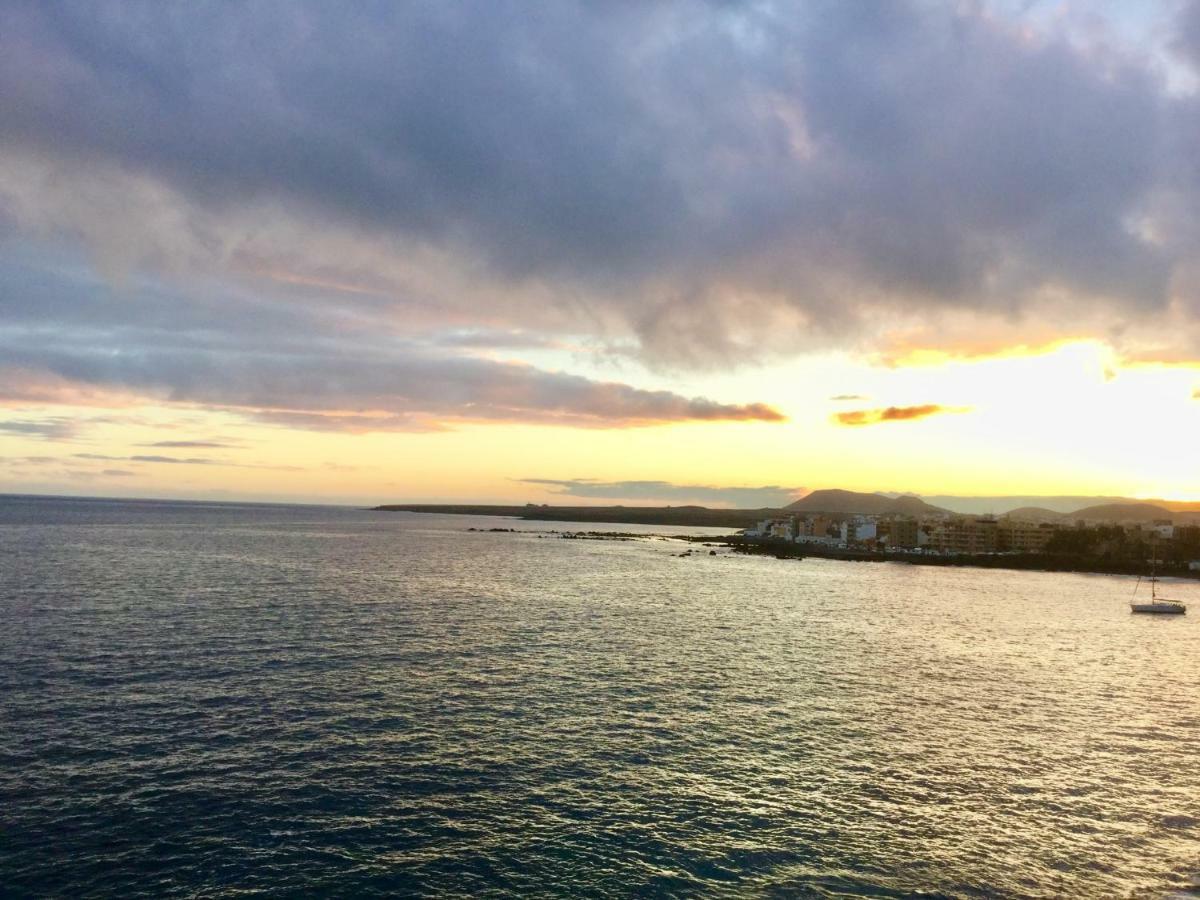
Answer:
[{"left": 1150, "top": 536, "right": 1158, "bottom": 599}]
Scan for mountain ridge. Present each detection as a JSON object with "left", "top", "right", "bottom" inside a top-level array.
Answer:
[
  {"left": 785, "top": 489, "right": 950, "bottom": 516},
  {"left": 917, "top": 494, "right": 1200, "bottom": 515}
]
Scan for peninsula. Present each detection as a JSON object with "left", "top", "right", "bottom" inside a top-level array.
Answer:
[
  {"left": 372, "top": 503, "right": 767, "bottom": 528},
  {"left": 376, "top": 488, "right": 1200, "bottom": 579}
]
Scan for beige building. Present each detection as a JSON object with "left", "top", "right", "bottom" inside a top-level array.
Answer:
[
  {"left": 881, "top": 517, "right": 919, "bottom": 549},
  {"left": 796, "top": 516, "right": 835, "bottom": 538},
  {"left": 930, "top": 516, "right": 1000, "bottom": 554},
  {"left": 998, "top": 520, "right": 1056, "bottom": 553}
]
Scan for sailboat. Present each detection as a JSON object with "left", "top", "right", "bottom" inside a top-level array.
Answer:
[{"left": 1130, "top": 549, "right": 1186, "bottom": 615}]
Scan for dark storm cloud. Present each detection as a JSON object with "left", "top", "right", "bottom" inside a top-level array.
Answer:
[
  {"left": 518, "top": 478, "right": 804, "bottom": 508},
  {"left": 0, "top": 0, "right": 1194, "bottom": 368}
]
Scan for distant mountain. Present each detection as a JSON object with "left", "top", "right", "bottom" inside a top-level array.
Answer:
[
  {"left": 920, "top": 494, "right": 1200, "bottom": 515},
  {"left": 787, "top": 491, "right": 1200, "bottom": 522},
  {"left": 786, "top": 489, "right": 948, "bottom": 516},
  {"left": 920, "top": 495, "right": 1129, "bottom": 514},
  {"left": 1002, "top": 507, "right": 1067, "bottom": 523},
  {"left": 1070, "top": 503, "right": 1174, "bottom": 522}
]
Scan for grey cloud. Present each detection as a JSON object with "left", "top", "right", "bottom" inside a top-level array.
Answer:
[
  {"left": 13, "top": 341, "right": 783, "bottom": 429},
  {"left": 101, "top": 468, "right": 136, "bottom": 476},
  {"left": 249, "top": 411, "right": 445, "bottom": 434},
  {"left": 139, "top": 440, "right": 239, "bottom": 449},
  {"left": 75, "top": 453, "right": 215, "bottom": 465},
  {"left": 78, "top": 452, "right": 304, "bottom": 471},
  {"left": 1176, "top": 0, "right": 1200, "bottom": 69},
  {"left": 0, "top": 1, "right": 1194, "bottom": 365},
  {"left": 131, "top": 455, "right": 215, "bottom": 465},
  {"left": 0, "top": 260, "right": 781, "bottom": 429},
  {"left": 519, "top": 478, "right": 805, "bottom": 508},
  {"left": 0, "top": 417, "right": 78, "bottom": 440},
  {"left": 0, "top": 259, "right": 781, "bottom": 428},
  {"left": 428, "top": 330, "right": 570, "bottom": 350}
]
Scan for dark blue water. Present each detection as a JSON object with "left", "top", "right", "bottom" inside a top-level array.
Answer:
[{"left": 3, "top": 495, "right": 1200, "bottom": 897}]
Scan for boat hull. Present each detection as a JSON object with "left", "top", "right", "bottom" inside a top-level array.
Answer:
[{"left": 1130, "top": 602, "right": 1186, "bottom": 614}]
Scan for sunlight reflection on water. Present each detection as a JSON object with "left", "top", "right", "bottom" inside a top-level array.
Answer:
[{"left": 2, "top": 497, "right": 1199, "bottom": 897}]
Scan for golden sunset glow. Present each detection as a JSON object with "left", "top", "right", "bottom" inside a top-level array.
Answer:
[
  {"left": 2, "top": 1, "right": 1200, "bottom": 510},
  {"left": 2, "top": 339, "right": 1196, "bottom": 505}
]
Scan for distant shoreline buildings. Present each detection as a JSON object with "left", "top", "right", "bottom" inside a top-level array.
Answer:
[{"left": 743, "top": 511, "right": 1200, "bottom": 561}]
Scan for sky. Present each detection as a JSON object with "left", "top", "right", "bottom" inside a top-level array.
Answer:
[{"left": 2, "top": 0, "right": 1200, "bottom": 507}]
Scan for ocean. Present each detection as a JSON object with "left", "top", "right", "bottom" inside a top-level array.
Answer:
[{"left": 2, "top": 494, "right": 1199, "bottom": 897}]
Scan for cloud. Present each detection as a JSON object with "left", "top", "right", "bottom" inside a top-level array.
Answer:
[
  {"left": 0, "top": 244, "right": 782, "bottom": 432},
  {"left": 72, "top": 452, "right": 299, "bottom": 470},
  {"left": 428, "top": 329, "right": 571, "bottom": 351},
  {"left": 0, "top": 0, "right": 1195, "bottom": 372},
  {"left": 834, "top": 404, "right": 964, "bottom": 426},
  {"left": 0, "top": 257, "right": 782, "bottom": 430},
  {"left": 101, "top": 468, "right": 136, "bottom": 477},
  {"left": 0, "top": 417, "right": 78, "bottom": 440},
  {"left": 75, "top": 453, "right": 216, "bottom": 465},
  {"left": 3, "top": 455, "right": 57, "bottom": 466},
  {"left": 139, "top": 440, "right": 239, "bottom": 449},
  {"left": 518, "top": 478, "right": 806, "bottom": 508},
  {"left": 829, "top": 394, "right": 867, "bottom": 401},
  {"left": 1175, "top": 0, "right": 1200, "bottom": 70}
]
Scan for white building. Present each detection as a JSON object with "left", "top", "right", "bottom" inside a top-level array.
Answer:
[
  {"left": 795, "top": 534, "right": 841, "bottom": 547},
  {"left": 840, "top": 517, "right": 878, "bottom": 545},
  {"left": 746, "top": 518, "right": 793, "bottom": 540},
  {"left": 769, "top": 520, "right": 795, "bottom": 540}
]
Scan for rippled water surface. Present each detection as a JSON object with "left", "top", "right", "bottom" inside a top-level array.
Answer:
[{"left": 3, "top": 495, "right": 1200, "bottom": 897}]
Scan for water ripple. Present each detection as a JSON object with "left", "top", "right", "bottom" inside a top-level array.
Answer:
[{"left": 2, "top": 497, "right": 1200, "bottom": 897}]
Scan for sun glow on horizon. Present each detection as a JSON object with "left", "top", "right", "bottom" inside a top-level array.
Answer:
[{"left": 2, "top": 339, "right": 1196, "bottom": 506}]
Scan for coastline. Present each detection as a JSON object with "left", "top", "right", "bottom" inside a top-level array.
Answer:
[
  {"left": 375, "top": 506, "right": 1200, "bottom": 581},
  {"left": 372, "top": 503, "right": 768, "bottom": 528},
  {"left": 714, "top": 536, "right": 1200, "bottom": 580}
]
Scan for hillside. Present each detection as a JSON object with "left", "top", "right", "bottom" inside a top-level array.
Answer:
[
  {"left": 1070, "top": 503, "right": 1174, "bottom": 522},
  {"left": 922, "top": 494, "right": 1200, "bottom": 515},
  {"left": 1158, "top": 499, "right": 1200, "bottom": 512},
  {"left": 786, "top": 489, "right": 948, "bottom": 516},
  {"left": 1003, "top": 507, "right": 1067, "bottom": 523},
  {"left": 923, "top": 494, "right": 1128, "bottom": 514}
]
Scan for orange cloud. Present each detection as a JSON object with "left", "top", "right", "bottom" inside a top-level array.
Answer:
[
  {"left": 0, "top": 368, "right": 142, "bottom": 408},
  {"left": 1116, "top": 349, "right": 1200, "bottom": 370},
  {"left": 834, "top": 404, "right": 965, "bottom": 426},
  {"left": 872, "top": 335, "right": 1087, "bottom": 368}
]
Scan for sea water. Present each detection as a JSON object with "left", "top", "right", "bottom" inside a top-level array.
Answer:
[{"left": 3, "top": 495, "right": 1199, "bottom": 897}]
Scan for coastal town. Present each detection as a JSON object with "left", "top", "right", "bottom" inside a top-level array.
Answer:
[
  {"left": 379, "top": 489, "right": 1200, "bottom": 576},
  {"left": 742, "top": 511, "right": 1200, "bottom": 572}
]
